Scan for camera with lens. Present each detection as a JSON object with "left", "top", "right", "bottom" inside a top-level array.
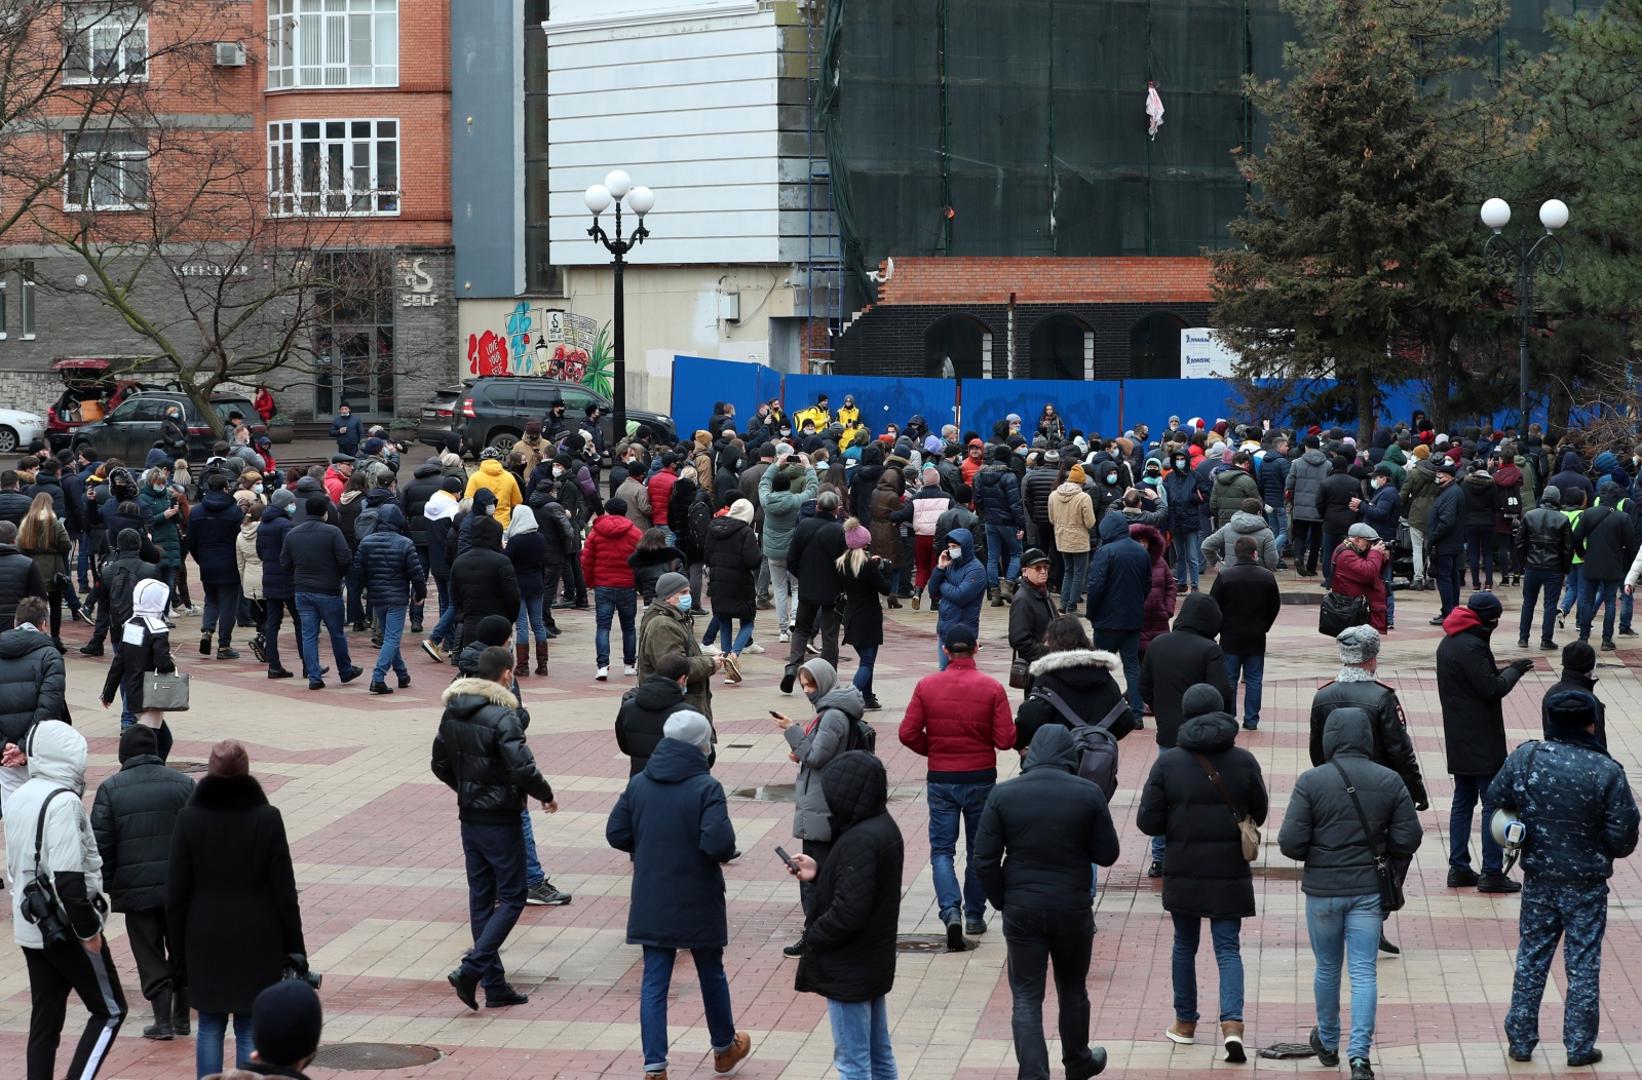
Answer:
[
  {"left": 281, "top": 952, "right": 322, "bottom": 990},
  {"left": 20, "top": 876, "right": 72, "bottom": 948}
]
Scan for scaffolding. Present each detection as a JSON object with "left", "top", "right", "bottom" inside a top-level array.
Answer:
[{"left": 802, "top": 0, "right": 843, "bottom": 374}]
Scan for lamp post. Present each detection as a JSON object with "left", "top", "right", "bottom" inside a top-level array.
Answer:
[
  {"left": 583, "top": 170, "right": 654, "bottom": 441},
  {"left": 1480, "top": 196, "right": 1568, "bottom": 434}
]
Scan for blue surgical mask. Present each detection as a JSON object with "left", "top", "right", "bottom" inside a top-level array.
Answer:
[
  {"left": 285, "top": 504, "right": 295, "bottom": 516},
  {"left": 677, "top": 594, "right": 692, "bottom": 613}
]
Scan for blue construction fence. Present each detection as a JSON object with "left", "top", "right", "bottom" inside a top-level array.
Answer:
[{"left": 669, "top": 356, "right": 1461, "bottom": 441}]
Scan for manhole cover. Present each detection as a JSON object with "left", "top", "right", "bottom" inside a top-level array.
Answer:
[
  {"left": 310, "top": 1043, "right": 443, "bottom": 1071},
  {"left": 171, "top": 761, "right": 208, "bottom": 774},
  {"left": 730, "top": 783, "right": 796, "bottom": 801},
  {"left": 896, "top": 934, "right": 952, "bottom": 952}
]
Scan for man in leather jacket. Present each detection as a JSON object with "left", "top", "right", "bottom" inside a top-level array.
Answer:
[
  {"left": 1516, "top": 484, "right": 1573, "bottom": 649},
  {"left": 1308, "top": 625, "right": 1428, "bottom": 809}
]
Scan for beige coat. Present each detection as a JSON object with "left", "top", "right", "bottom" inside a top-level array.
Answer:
[
  {"left": 1047, "top": 482, "right": 1097, "bottom": 553},
  {"left": 235, "top": 519, "right": 263, "bottom": 600}
]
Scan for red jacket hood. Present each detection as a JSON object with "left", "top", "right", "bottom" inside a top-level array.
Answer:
[
  {"left": 1494, "top": 464, "right": 1522, "bottom": 486},
  {"left": 1129, "top": 521, "right": 1166, "bottom": 558},
  {"left": 1442, "top": 606, "right": 1486, "bottom": 635}
]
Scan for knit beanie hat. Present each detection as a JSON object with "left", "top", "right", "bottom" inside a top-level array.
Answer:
[
  {"left": 270, "top": 488, "right": 296, "bottom": 511},
  {"left": 249, "top": 981, "right": 323, "bottom": 1067},
  {"left": 727, "top": 499, "right": 755, "bottom": 525},
  {"left": 655, "top": 571, "right": 689, "bottom": 600},
  {"left": 1411, "top": 444, "right": 1430, "bottom": 460},
  {"left": 1467, "top": 591, "right": 1504, "bottom": 623},
  {"left": 844, "top": 523, "right": 871, "bottom": 549},
  {"left": 663, "top": 710, "right": 714, "bottom": 753},
  {"left": 1337, "top": 625, "right": 1381, "bottom": 665},
  {"left": 1181, "top": 683, "right": 1225, "bottom": 720},
  {"left": 477, "top": 614, "right": 514, "bottom": 647},
  {"left": 1068, "top": 463, "right": 1086, "bottom": 485}
]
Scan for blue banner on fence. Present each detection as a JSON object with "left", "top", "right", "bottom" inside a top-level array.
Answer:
[
  {"left": 670, "top": 355, "right": 766, "bottom": 436},
  {"left": 957, "top": 379, "right": 1120, "bottom": 438}
]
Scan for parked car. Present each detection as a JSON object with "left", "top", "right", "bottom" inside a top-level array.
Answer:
[
  {"left": 0, "top": 408, "right": 46, "bottom": 453},
  {"left": 418, "top": 377, "right": 676, "bottom": 455},
  {"left": 71, "top": 390, "right": 265, "bottom": 464},
  {"left": 45, "top": 358, "right": 157, "bottom": 451}
]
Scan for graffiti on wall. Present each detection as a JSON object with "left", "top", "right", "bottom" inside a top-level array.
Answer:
[{"left": 465, "top": 302, "right": 615, "bottom": 397}]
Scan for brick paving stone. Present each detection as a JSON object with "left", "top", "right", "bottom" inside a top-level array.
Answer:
[{"left": 4, "top": 579, "right": 1642, "bottom": 1077}]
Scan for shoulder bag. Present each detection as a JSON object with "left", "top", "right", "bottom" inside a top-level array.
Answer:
[
  {"left": 1319, "top": 590, "right": 1369, "bottom": 636},
  {"left": 1008, "top": 652, "right": 1030, "bottom": 690},
  {"left": 1329, "top": 759, "right": 1404, "bottom": 912},
  {"left": 1192, "top": 752, "right": 1261, "bottom": 861},
  {"left": 144, "top": 671, "right": 191, "bottom": 712}
]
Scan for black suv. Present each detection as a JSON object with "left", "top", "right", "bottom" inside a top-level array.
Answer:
[
  {"left": 72, "top": 390, "right": 265, "bottom": 464},
  {"left": 419, "top": 377, "right": 675, "bottom": 455}
]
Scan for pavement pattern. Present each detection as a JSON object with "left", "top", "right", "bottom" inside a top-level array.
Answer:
[{"left": 4, "top": 572, "right": 1642, "bottom": 1079}]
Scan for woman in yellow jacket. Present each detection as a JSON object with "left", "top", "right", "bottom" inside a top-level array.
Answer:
[{"left": 464, "top": 447, "right": 524, "bottom": 526}]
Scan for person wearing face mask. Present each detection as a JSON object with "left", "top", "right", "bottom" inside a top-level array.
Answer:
[
  {"left": 927, "top": 528, "right": 987, "bottom": 671},
  {"left": 615, "top": 652, "right": 693, "bottom": 776},
  {"left": 637, "top": 572, "right": 721, "bottom": 718},
  {"left": 1360, "top": 464, "right": 1401, "bottom": 628},
  {"left": 1163, "top": 449, "right": 1208, "bottom": 592}
]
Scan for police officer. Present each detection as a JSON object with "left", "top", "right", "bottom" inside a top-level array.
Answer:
[{"left": 1490, "top": 688, "right": 1639, "bottom": 1067}]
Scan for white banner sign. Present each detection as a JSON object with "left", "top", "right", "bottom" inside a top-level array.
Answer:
[{"left": 1180, "top": 328, "right": 1238, "bottom": 379}]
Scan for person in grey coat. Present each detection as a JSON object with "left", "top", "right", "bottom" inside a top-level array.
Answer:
[
  {"left": 1285, "top": 437, "right": 1331, "bottom": 577},
  {"left": 1280, "top": 707, "right": 1423, "bottom": 1080},
  {"left": 1199, "top": 501, "right": 1280, "bottom": 570},
  {"left": 771, "top": 658, "right": 863, "bottom": 954}
]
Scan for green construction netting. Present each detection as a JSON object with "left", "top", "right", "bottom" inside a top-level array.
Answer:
[{"left": 821, "top": 0, "right": 1581, "bottom": 291}]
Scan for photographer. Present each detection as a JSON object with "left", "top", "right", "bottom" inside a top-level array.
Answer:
[
  {"left": 1330, "top": 525, "right": 1391, "bottom": 634},
  {"left": 6, "top": 719, "right": 127, "bottom": 1080}
]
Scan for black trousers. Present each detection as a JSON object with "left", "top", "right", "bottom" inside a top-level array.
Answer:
[
  {"left": 783, "top": 597, "right": 840, "bottom": 677},
  {"left": 263, "top": 596, "right": 302, "bottom": 674},
  {"left": 25, "top": 937, "right": 127, "bottom": 1080},
  {"left": 1003, "top": 905, "right": 1098, "bottom": 1080},
  {"left": 122, "top": 908, "right": 173, "bottom": 1003},
  {"left": 1292, "top": 519, "right": 1324, "bottom": 575}
]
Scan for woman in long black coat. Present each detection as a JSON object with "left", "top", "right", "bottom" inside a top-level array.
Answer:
[
  {"left": 101, "top": 577, "right": 176, "bottom": 760},
  {"left": 1136, "top": 683, "right": 1268, "bottom": 1061},
  {"left": 836, "top": 519, "right": 890, "bottom": 710},
  {"left": 704, "top": 499, "right": 761, "bottom": 682},
  {"left": 167, "top": 740, "right": 305, "bottom": 1078}
]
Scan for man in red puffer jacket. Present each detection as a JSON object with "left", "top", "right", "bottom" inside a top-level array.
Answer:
[
  {"left": 580, "top": 498, "right": 643, "bottom": 680},
  {"left": 897, "top": 625, "right": 1016, "bottom": 949}
]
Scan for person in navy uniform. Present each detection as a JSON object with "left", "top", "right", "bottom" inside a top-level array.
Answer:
[{"left": 1490, "top": 688, "right": 1639, "bottom": 1067}]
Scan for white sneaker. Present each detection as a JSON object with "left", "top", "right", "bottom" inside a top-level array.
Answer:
[
  {"left": 743, "top": 642, "right": 765, "bottom": 654},
  {"left": 622, "top": 664, "right": 637, "bottom": 676},
  {"left": 778, "top": 631, "right": 791, "bottom": 644},
  {"left": 595, "top": 666, "right": 609, "bottom": 681},
  {"left": 701, "top": 643, "right": 722, "bottom": 656}
]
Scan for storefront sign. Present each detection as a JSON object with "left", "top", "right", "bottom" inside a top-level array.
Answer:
[
  {"left": 1180, "top": 328, "right": 1238, "bottom": 379},
  {"left": 400, "top": 257, "right": 439, "bottom": 307},
  {"left": 174, "top": 262, "right": 250, "bottom": 277}
]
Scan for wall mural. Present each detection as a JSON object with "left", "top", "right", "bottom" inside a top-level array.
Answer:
[{"left": 465, "top": 302, "right": 615, "bottom": 397}]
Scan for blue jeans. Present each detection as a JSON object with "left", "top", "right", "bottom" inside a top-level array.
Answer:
[
  {"left": 195, "top": 1011, "right": 252, "bottom": 1078},
  {"left": 459, "top": 819, "right": 527, "bottom": 995},
  {"left": 985, "top": 524, "right": 1022, "bottom": 589},
  {"left": 640, "top": 946, "right": 737, "bottom": 1074},
  {"left": 1092, "top": 628, "right": 1141, "bottom": 715},
  {"left": 927, "top": 781, "right": 992, "bottom": 921},
  {"left": 1269, "top": 506, "right": 1288, "bottom": 559},
  {"left": 429, "top": 576, "right": 458, "bottom": 648},
  {"left": 1151, "top": 834, "right": 1166, "bottom": 862},
  {"left": 716, "top": 615, "right": 755, "bottom": 655},
  {"left": 1060, "top": 550, "right": 1089, "bottom": 611},
  {"left": 1306, "top": 892, "right": 1383, "bottom": 1060},
  {"left": 1449, "top": 770, "right": 1503, "bottom": 875},
  {"left": 1381, "top": 556, "right": 1396, "bottom": 625},
  {"left": 515, "top": 593, "right": 547, "bottom": 644},
  {"left": 1170, "top": 913, "right": 1244, "bottom": 1023},
  {"left": 1172, "top": 529, "right": 1200, "bottom": 587},
  {"left": 201, "top": 582, "right": 240, "bottom": 644},
  {"left": 1558, "top": 564, "right": 1583, "bottom": 615},
  {"left": 1519, "top": 569, "right": 1563, "bottom": 643},
  {"left": 1623, "top": 589, "right": 1634, "bottom": 633},
  {"left": 521, "top": 808, "right": 543, "bottom": 888},
  {"left": 1578, "top": 576, "right": 1619, "bottom": 643},
  {"left": 1223, "top": 652, "right": 1265, "bottom": 727},
  {"left": 371, "top": 605, "right": 409, "bottom": 684},
  {"left": 828, "top": 996, "right": 898, "bottom": 1080},
  {"left": 594, "top": 586, "right": 636, "bottom": 667},
  {"left": 852, "top": 643, "right": 878, "bottom": 695},
  {"left": 295, "top": 591, "right": 351, "bottom": 682}
]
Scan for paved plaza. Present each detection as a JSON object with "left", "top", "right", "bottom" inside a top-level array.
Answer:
[{"left": 3, "top": 577, "right": 1641, "bottom": 1079}]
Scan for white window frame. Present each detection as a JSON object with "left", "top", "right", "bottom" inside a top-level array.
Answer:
[
  {"left": 63, "top": 4, "right": 149, "bottom": 85},
  {"left": 19, "top": 265, "right": 34, "bottom": 340},
  {"left": 267, "top": 119, "right": 400, "bottom": 217},
  {"left": 63, "top": 131, "right": 150, "bottom": 212},
  {"left": 0, "top": 280, "right": 7, "bottom": 341},
  {"left": 267, "top": 0, "right": 399, "bottom": 90}
]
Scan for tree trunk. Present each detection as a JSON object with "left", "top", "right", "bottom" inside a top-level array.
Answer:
[
  {"left": 183, "top": 380, "right": 226, "bottom": 438},
  {"left": 1356, "top": 366, "right": 1378, "bottom": 446}
]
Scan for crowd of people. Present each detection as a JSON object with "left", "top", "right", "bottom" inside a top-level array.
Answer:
[{"left": 1, "top": 393, "right": 1640, "bottom": 1080}]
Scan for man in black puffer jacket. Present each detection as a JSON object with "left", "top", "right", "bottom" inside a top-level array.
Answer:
[
  {"left": 1280, "top": 707, "right": 1423, "bottom": 1076},
  {"left": 792, "top": 751, "right": 907, "bottom": 1076},
  {"left": 974, "top": 725, "right": 1119, "bottom": 1080},
  {"left": 281, "top": 495, "right": 360, "bottom": 690},
  {"left": 615, "top": 654, "right": 691, "bottom": 776},
  {"left": 89, "top": 724, "right": 195, "bottom": 1040},
  {"left": 432, "top": 645, "right": 556, "bottom": 1010},
  {"left": 189, "top": 475, "right": 246, "bottom": 659},
  {"left": 399, "top": 458, "right": 446, "bottom": 632},
  {"left": 449, "top": 516, "right": 521, "bottom": 650},
  {"left": 0, "top": 595, "right": 67, "bottom": 805},
  {"left": 354, "top": 504, "right": 425, "bottom": 695}
]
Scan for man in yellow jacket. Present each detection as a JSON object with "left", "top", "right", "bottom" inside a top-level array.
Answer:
[
  {"left": 792, "top": 394, "right": 831, "bottom": 433},
  {"left": 835, "top": 393, "right": 861, "bottom": 429},
  {"left": 464, "top": 448, "right": 523, "bottom": 526}
]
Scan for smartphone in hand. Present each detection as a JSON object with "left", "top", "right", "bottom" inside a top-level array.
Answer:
[{"left": 775, "top": 846, "right": 800, "bottom": 873}]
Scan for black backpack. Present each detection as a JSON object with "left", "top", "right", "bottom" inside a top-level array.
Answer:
[
  {"left": 1028, "top": 686, "right": 1126, "bottom": 800},
  {"left": 844, "top": 713, "right": 877, "bottom": 755}
]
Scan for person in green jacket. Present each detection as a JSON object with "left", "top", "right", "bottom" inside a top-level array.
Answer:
[
  {"left": 136, "top": 467, "right": 184, "bottom": 589},
  {"left": 637, "top": 571, "right": 721, "bottom": 720}
]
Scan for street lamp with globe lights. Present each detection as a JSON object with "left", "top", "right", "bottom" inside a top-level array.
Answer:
[
  {"left": 584, "top": 170, "right": 655, "bottom": 439},
  {"left": 1480, "top": 197, "right": 1568, "bottom": 433}
]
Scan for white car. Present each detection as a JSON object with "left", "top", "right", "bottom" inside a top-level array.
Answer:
[{"left": 0, "top": 408, "right": 46, "bottom": 454}]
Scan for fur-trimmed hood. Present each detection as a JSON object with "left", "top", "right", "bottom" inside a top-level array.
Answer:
[
  {"left": 440, "top": 677, "right": 518, "bottom": 709},
  {"left": 1027, "top": 647, "right": 1120, "bottom": 678}
]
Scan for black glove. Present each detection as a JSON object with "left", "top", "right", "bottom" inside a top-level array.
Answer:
[{"left": 1510, "top": 658, "right": 1535, "bottom": 674}]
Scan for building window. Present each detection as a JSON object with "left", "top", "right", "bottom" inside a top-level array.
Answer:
[
  {"left": 64, "top": 131, "right": 149, "bottom": 211},
  {"left": 19, "top": 264, "right": 35, "bottom": 340},
  {"left": 267, "top": 119, "right": 399, "bottom": 217},
  {"left": 268, "top": 0, "right": 398, "bottom": 90},
  {"left": 314, "top": 251, "right": 396, "bottom": 416},
  {"left": 0, "top": 280, "right": 7, "bottom": 340},
  {"left": 64, "top": 4, "right": 149, "bottom": 84}
]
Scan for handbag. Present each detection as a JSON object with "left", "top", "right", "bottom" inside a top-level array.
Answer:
[
  {"left": 143, "top": 671, "right": 191, "bottom": 712},
  {"left": 1329, "top": 759, "right": 1404, "bottom": 913},
  {"left": 1192, "top": 752, "right": 1261, "bottom": 861},
  {"left": 1318, "top": 590, "right": 1369, "bottom": 637},
  {"left": 1008, "top": 652, "right": 1030, "bottom": 690}
]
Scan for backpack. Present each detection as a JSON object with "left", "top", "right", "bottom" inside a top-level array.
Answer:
[
  {"left": 354, "top": 504, "right": 380, "bottom": 542},
  {"left": 843, "top": 713, "right": 877, "bottom": 755},
  {"left": 1028, "top": 686, "right": 1126, "bottom": 800},
  {"left": 200, "top": 456, "right": 237, "bottom": 491}
]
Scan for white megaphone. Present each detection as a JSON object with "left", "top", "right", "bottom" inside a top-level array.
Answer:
[{"left": 1491, "top": 808, "right": 1528, "bottom": 874}]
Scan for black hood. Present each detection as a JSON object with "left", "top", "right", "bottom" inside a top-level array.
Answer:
[
  {"left": 631, "top": 675, "right": 686, "bottom": 711},
  {"left": 373, "top": 503, "right": 407, "bottom": 534},
  {"left": 1177, "top": 710, "right": 1239, "bottom": 752},
  {"left": 821, "top": 750, "right": 889, "bottom": 832},
  {"left": 1023, "top": 724, "right": 1078, "bottom": 773},
  {"left": 1173, "top": 591, "right": 1223, "bottom": 638},
  {"left": 413, "top": 461, "right": 442, "bottom": 480}
]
